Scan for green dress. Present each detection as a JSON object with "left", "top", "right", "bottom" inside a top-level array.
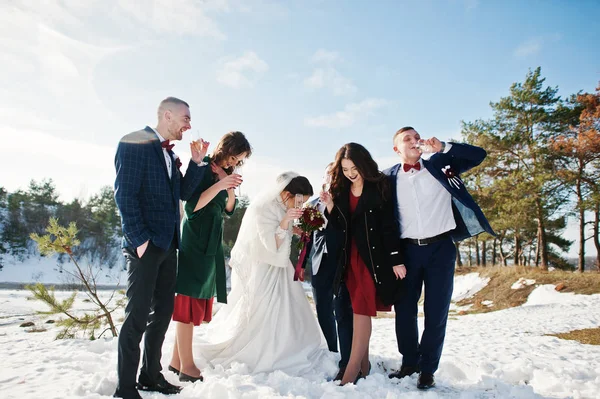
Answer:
[{"left": 176, "top": 157, "right": 237, "bottom": 303}]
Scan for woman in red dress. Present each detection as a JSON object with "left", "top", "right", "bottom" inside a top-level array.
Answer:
[{"left": 321, "top": 142, "right": 407, "bottom": 385}]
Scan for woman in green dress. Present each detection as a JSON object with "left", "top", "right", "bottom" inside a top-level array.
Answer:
[{"left": 169, "top": 131, "right": 252, "bottom": 383}]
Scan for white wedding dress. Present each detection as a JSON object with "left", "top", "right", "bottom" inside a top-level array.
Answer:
[{"left": 195, "top": 172, "right": 333, "bottom": 376}]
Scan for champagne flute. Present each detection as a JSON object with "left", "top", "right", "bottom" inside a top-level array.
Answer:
[
  {"left": 233, "top": 164, "right": 243, "bottom": 196},
  {"left": 294, "top": 193, "right": 304, "bottom": 225},
  {"left": 415, "top": 139, "right": 433, "bottom": 153},
  {"left": 191, "top": 129, "right": 201, "bottom": 144}
]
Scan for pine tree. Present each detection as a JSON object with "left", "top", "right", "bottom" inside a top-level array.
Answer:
[{"left": 28, "top": 218, "right": 124, "bottom": 339}]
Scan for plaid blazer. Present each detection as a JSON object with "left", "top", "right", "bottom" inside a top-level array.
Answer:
[{"left": 114, "top": 126, "right": 206, "bottom": 250}]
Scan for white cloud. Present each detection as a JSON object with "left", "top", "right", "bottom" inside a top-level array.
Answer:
[
  {"left": 514, "top": 37, "right": 543, "bottom": 57},
  {"left": 304, "top": 49, "right": 356, "bottom": 96},
  {"left": 216, "top": 51, "right": 269, "bottom": 88},
  {"left": 303, "top": 67, "right": 357, "bottom": 96},
  {"left": 1, "top": 127, "right": 116, "bottom": 201},
  {"left": 311, "top": 49, "right": 340, "bottom": 64},
  {"left": 117, "top": 0, "right": 227, "bottom": 39},
  {"left": 304, "top": 98, "right": 388, "bottom": 129}
]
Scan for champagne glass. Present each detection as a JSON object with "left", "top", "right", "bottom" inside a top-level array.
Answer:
[
  {"left": 415, "top": 139, "right": 433, "bottom": 153},
  {"left": 233, "top": 164, "right": 243, "bottom": 196},
  {"left": 294, "top": 193, "right": 304, "bottom": 225},
  {"left": 191, "top": 130, "right": 201, "bottom": 144}
]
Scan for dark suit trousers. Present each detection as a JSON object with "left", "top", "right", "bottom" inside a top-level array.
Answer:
[
  {"left": 334, "top": 281, "right": 353, "bottom": 368},
  {"left": 394, "top": 237, "right": 456, "bottom": 374},
  {"left": 116, "top": 241, "right": 177, "bottom": 395},
  {"left": 311, "top": 253, "right": 353, "bottom": 368}
]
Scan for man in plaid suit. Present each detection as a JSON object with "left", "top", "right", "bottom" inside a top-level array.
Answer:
[{"left": 113, "top": 97, "right": 209, "bottom": 399}]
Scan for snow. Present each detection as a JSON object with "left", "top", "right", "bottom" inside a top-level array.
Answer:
[
  {"left": 451, "top": 273, "right": 490, "bottom": 302},
  {"left": 0, "top": 254, "right": 128, "bottom": 286},
  {"left": 2, "top": 272, "right": 600, "bottom": 399},
  {"left": 511, "top": 278, "right": 537, "bottom": 290},
  {"left": 523, "top": 285, "right": 581, "bottom": 307}
]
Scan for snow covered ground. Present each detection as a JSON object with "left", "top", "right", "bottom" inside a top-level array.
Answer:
[
  {"left": 0, "top": 255, "right": 128, "bottom": 286},
  {"left": 1, "top": 275, "right": 600, "bottom": 399}
]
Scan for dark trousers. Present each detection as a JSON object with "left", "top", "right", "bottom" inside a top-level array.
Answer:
[
  {"left": 311, "top": 253, "right": 353, "bottom": 368},
  {"left": 115, "top": 241, "right": 177, "bottom": 396},
  {"left": 334, "top": 281, "right": 353, "bottom": 368},
  {"left": 394, "top": 238, "right": 456, "bottom": 374}
]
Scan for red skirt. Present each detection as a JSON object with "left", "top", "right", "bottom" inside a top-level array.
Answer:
[
  {"left": 172, "top": 294, "right": 214, "bottom": 326},
  {"left": 346, "top": 239, "right": 392, "bottom": 316}
]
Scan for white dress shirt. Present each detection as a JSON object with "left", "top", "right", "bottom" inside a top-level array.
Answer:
[
  {"left": 396, "top": 145, "right": 456, "bottom": 239},
  {"left": 150, "top": 127, "right": 172, "bottom": 180}
]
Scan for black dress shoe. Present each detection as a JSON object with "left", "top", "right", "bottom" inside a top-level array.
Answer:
[
  {"left": 417, "top": 373, "right": 436, "bottom": 390},
  {"left": 113, "top": 389, "right": 142, "bottom": 399},
  {"left": 168, "top": 365, "right": 180, "bottom": 375},
  {"left": 179, "top": 371, "right": 204, "bottom": 383},
  {"left": 333, "top": 366, "right": 346, "bottom": 381},
  {"left": 389, "top": 365, "right": 420, "bottom": 379},
  {"left": 136, "top": 379, "right": 182, "bottom": 395}
]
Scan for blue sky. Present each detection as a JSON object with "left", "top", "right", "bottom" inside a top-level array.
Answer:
[{"left": 1, "top": 0, "right": 599, "bottom": 255}]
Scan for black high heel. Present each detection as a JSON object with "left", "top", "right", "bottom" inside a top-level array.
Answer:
[
  {"left": 168, "top": 365, "right": 180, "bottom": 375},
  {"left": 179, "top": 372, "right": 204, "bottom": 383}
]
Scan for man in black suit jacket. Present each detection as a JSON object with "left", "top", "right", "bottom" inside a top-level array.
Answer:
[
  {"left": 304, "top": 164, "right": 353, "bottom": 380},
  {"left": 113, "top": 97, "right": 209, "bottom": 399}
]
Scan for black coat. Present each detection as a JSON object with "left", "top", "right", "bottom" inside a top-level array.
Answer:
[{"left": 326, "top": 180, "right": 405, "bottom": 306}]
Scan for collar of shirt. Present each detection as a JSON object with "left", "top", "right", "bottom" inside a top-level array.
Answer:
[{"left": 149, "top": 127, "right": 168, "bottom": 143}]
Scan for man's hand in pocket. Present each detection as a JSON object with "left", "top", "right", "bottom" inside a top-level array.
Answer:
[{"left": 137, "top": 241, "right": 149, "bottom": 258}]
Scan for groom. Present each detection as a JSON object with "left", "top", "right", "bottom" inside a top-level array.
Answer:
[
  {"left": 384, "top": 126, "right": 494, "bottom": 390},
  {"left": 113, "top": 97, "right": 209, "bottom": 399}
]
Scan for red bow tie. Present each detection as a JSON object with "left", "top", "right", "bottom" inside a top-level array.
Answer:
[
  {"left": 161, "top": 140, "right": 174, "bottom": 151},
  {"left": 403, "top": 162, "right": 421, "bottom": 172}
]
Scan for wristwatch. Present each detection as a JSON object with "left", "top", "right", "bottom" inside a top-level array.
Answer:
[{"left": 439, "top": 141, "right": 446, "bottom": 152}]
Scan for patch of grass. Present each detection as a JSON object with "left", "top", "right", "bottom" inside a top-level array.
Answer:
[
  {"left": 456, "top": 266, "right": 600, "bottom": 314},
  {"left": 549, "top": 327, "right": 600, "bottom": 345}
]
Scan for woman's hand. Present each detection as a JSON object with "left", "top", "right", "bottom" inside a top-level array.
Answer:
[
  {"left": 319, "top": 191, "right": 333, "bottom": 209},
  {"left": 217, "top": 174, "right": 243, "bottom": 190},
  {"left": 283, "top": 208, "right": 303, "bottom": 223},
  {"left": 190, "top": 139, "right": 210, "bottom": 164},
  {"left": 392, "top": 264, "right": 407, "bottom": 280},
  {"left": 211, "top": 162, "right": 228, "bottom": 180}
]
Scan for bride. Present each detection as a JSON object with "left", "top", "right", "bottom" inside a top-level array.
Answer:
[{"left": 195, "top": 172, "right": 334, "bottom": 376}]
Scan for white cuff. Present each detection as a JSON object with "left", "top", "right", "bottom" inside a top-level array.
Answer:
[{"left": 275, "top": 226, "right": 289, "bottom": 240}]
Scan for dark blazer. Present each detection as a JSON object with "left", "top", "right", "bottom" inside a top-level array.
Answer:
[
  {"left": 384, "top": 142, "right": 495, "bottom": 242},
  {"left": 114, "top": 126, "right": 206, "bottom": 251},
  {"left": 303, "top": 198, "right": 344, "bottom": 276},
  {"left": 326, "top": 180, "right": 405, "bottom": 306}
]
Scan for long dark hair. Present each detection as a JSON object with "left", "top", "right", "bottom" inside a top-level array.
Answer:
[
  {"left": 211, "top": 131, "right": 253, "bottom": 175},
  {"left": 329, "top": 142, "right": 388, "bottom": 201}
]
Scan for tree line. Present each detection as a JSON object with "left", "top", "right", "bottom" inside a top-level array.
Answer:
[
  {"left": 460, "top": 67, "right": 599, "bottom": 272},
  {"left": 0, "top": 67, "right": 598, "bottom": 274}
]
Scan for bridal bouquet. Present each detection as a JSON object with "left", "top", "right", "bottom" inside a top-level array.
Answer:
[
  {"left": 297, "top": 205, "right": 326, "bottom": 236},
  {"left": 293, "top": 205, "right": 326, "bottom": 281}
]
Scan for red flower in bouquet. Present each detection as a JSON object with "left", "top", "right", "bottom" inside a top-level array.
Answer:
[{"left": 298, "top": 205, "right": 326, "bottom": 234}]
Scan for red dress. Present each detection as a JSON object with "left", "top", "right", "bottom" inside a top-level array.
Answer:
[
  {"left": 346, "top": 191, "right": 392, "bottom": 316},
  {"left": 172, "top": 294, "right": 214, "bottom": 326}
]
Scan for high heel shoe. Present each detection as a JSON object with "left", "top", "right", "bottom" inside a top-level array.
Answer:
[
  {"left": 179, "top": 372, "right": 204, "bottom": 383},
  {"left": 168, "top": 365, "right": 180, "bottom": 375}
]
